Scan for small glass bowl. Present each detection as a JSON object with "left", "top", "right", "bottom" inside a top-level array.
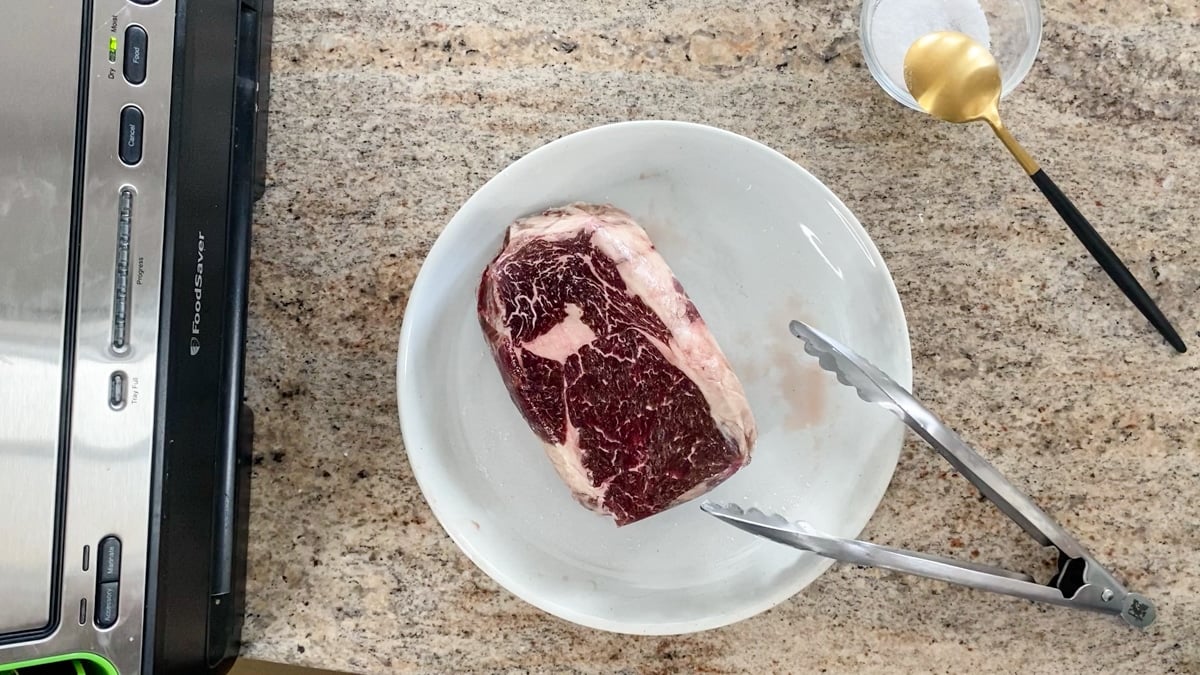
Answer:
[{"left": 860, "top": 0, "right": 1043, "bottom": 110}]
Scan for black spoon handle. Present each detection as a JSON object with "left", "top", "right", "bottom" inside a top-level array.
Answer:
[{"left": 1030, "top": 169, "right": 1186, "bottom": 353}]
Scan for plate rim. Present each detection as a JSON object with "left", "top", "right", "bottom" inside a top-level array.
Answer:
[{"left": 396, "top": 119, "right": 913, "bottom": 634}]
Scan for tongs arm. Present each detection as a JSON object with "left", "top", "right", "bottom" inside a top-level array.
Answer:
[
  {"left": 885, "top": 383, "right": 1080, "bottom": 556},
  {"left": 701, "top": 503, "right": 1155, "bottom": 627}
]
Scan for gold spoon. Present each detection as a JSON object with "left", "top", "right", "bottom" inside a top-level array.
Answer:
[{"left": 903, "top": 31, "right": 1186, "bottom": 353}]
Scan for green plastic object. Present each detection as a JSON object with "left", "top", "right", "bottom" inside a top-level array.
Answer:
[{"left": 0, "top": 653, "right": 118, "bottom": 675}]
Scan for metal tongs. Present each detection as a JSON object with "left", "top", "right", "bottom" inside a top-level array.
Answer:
[{"left": 702, "top": 320, "right": 1156, "bottom": 628}]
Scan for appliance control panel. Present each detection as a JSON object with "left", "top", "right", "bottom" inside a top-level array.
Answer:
[{"left": 64, "top": 1, "right": 178, "bottom": 672}]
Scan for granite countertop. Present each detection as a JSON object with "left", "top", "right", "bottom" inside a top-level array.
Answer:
[{"left": 239, "top": 0, "right": 1200, "bottom": 671}]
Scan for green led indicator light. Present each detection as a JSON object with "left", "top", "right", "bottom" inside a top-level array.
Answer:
[{"left": 108, "top": 36, "right": 118, "bottom": 63}]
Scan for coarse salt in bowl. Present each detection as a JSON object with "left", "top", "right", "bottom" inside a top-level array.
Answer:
[{"left": 860, "top": 0, "right": 1043, "bottom": 110}]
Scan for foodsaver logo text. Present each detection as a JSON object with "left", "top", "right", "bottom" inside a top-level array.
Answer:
[{"left": 190, "top": 231, "right": 205, "bottom": 356}]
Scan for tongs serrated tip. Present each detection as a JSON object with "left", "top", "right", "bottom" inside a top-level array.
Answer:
[
  {"left": 701, "top": 501, "right": 793, "bottom": 530},
  {"left": 788, "top": 320, "right": 907, "bottom": 411}
]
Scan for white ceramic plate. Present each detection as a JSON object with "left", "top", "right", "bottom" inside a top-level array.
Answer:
[{"left": 397, "top": 121, "right": 911, "bottom": 634}]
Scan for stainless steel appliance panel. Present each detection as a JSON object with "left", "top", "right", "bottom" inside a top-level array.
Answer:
[{"left": 0, "top": 0, "right": 85, "bottom": 636}]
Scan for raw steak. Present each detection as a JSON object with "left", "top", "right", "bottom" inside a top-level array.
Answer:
[{"left": 476, "top": 203, "right": 756, "bottom": 525}]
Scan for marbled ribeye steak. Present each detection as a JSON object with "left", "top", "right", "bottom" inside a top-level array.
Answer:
[{"left": 477, "top": 203, "right": 756, "bottom": 525}]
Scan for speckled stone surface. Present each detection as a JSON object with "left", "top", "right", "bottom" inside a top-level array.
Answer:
[{"left": 239, "top": 1, "right": 1200, "bottom": 672}]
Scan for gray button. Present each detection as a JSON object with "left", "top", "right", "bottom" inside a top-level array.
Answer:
[
  {"left": 124, "top": 25, "right": 147, "bottom": 84},
  {"left": 109, "top": 372, "right": 126, "bottom": 410},
  {"left": 98, "top": 536, "right": 121, "bottom": 583},
  {"left": 119, "top": 106, "right": 143, "bottom": 165},
  {"left": 95, "top": 581, "right": 119, "bottom": 628}
]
